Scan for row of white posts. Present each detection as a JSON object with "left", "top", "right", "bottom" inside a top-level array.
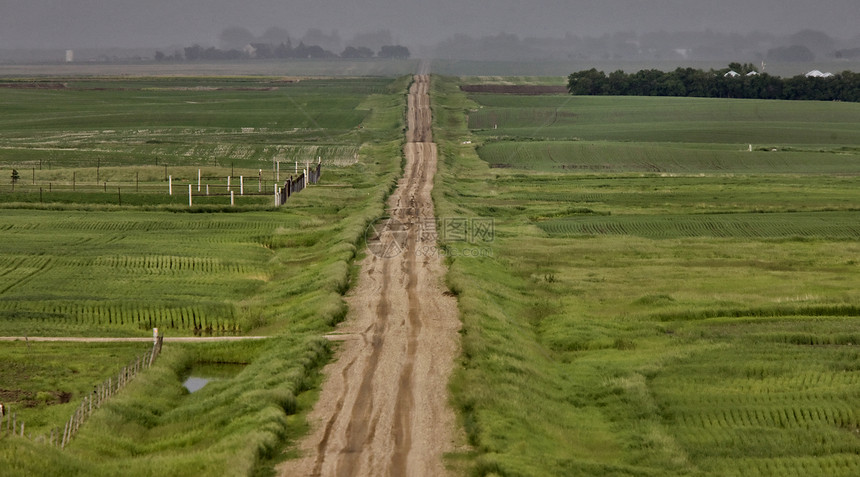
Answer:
[
  {"left": 168, "top": 172, "right": 249, "bottom": 206},
  {"left": 167, "top": 159, "right": 321, "bottom": 206}
]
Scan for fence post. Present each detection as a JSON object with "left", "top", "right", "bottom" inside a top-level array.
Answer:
[
  {"left": 240, "top": 176, "right": 244, "bottom": 195},
  {"left": 231, "top": 190, "right": 235, "bottom": 206},
  {"left": 188, "top": 184, "right": 192, "bottom": 207},
  {"left": 168, "top": 175, "right": 172, "bottom": 195}
]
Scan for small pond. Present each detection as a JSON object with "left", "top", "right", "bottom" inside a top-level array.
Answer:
[{"left": 182, "top": 363, "right": 246, "bottom": 393}]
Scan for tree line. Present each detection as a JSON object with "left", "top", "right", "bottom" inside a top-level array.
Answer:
[
  {"left": 155, "top": 43, "right": 410, "bottom": 62},
  {"left": 567, "top": 64, "right": 860, "bottom": 102}
]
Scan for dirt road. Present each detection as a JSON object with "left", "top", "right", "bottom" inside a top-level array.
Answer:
[{"left": 278, "top": 75, "right": 460, "bottom": 476}]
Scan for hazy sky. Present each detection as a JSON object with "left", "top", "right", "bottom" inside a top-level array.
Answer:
[{"left": 1, "top": 0, "right": 857, "bottom": 49}]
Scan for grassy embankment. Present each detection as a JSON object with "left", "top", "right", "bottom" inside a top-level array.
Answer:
[
  {"left": 432, "top": 75, "right": 860, "bottom": 476},
  {"left": 0, "top": 75, "right": 410, "bottom": 476}
]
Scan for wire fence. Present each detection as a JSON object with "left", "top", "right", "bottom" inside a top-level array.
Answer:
[{"left": 0, "top": 333, "right": 164, "bottom": 449}]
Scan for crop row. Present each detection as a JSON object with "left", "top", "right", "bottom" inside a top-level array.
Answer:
[
  {"left": 0, "top": 301, "right": 240, "bottom": 333},
  {"left": 714, "top": 454, "right": 860, "bottom": 477},
  {"left": 671, "top": 405, "right": 859, "bottom": 430},
  {"left": 539, "top": 211, "right": 860, "bottom": 239},
  {"left": 3, "top": 217, "right": 281, "bottom": 233},
  {"left": 91, "top": 255, "right": 252, "bottom": 275}
]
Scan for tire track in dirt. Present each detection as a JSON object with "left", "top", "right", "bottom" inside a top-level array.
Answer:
[{"left": 278, "top": 74, "right": 460, "bottom": 476}]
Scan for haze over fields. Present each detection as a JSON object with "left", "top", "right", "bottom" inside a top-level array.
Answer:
[{"left": 1, "top": 0, "right": 858, "bottom": 50}]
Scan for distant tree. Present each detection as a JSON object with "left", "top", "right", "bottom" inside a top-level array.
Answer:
[
  {"left": 11, "top": 169, "right": 19, "bottom": 184},
  {"left": 566, "top": 64, "right": 860, "bottom": 102},
  {"left": 219, "top": 27, "right": 255, "bottom": 50},
  {"left": 341, "top": 46, "right": 374, "bottom": 58},
  {"left": 249, "top": 43, "right": 274, "bottom": 59},
  {"left": 293, "top": 42, "right": 336, "bottom": 59},
  {"left": 274, "top": 41, "right": 294, "bottom": 58},
  {"left": 184, "top": 44, "right": 204, "bottom": 61},
  {"left": 606, "top": 70, "right": 629, "bottom": 95},
  {"left": 378, "top": 45, "right": 410, "bottom": 59},
  {"left": 567, "top": 68, "right": 606, "bottom": 95},
  {"left": 259, "top": 27, "right": 292, "bottom": 45}
]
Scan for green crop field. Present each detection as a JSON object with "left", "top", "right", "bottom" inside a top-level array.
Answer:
[
  {"left": 0, "top": 75, "right": 409, "bottom": 475},
  {"left": 0, "top": 76, "right": 399, "bottom": 208},
  {"left": 538, "top": 211, "right": 860, "bottom": 239},
  {"left": 433, "top": 75, "right": 860, "bottom": 476},
  {"left": 467, "top": 94, "right": 860, "bottom": 176}
]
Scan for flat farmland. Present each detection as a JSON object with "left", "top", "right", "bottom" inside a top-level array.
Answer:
[
  {"left": 0, "top": 75, "right": 409, "bottom": 475},
  {"left": 469, "top": 94, "right": 860, "bottom": 175},
  {"left": 0, "top": 77, "right": 397, "bottom": 208},
  {"left": 433, "top": 76, "right": 860, "bottom": 476}
]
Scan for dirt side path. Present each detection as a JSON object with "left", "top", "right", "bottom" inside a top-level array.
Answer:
[
  {"left": 0, "top": 336, "right": 268, "bottom": 343},
  {"left": 278, "top": 75, "right": 460, "bottom": 476}
]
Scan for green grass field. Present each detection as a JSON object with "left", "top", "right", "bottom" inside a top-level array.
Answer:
[
  {"left": 0, "top": 77, "right": 398, "bottom": 208},
  {"left": 3, "top": 70, "right": 860, "bottom": 476},
  {"left": 433, "top": 76, "right": 860, "bottom": 476},
  {"left": 0, "top": 75, "right": 410, "bottom": 475},
  {"left": 468, "top": 94, "right": 860, "bottom": 176}
]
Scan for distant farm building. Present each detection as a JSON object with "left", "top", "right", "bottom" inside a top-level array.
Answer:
[{"left": 805, "top": 70, "right": 834, "bottom": 78}]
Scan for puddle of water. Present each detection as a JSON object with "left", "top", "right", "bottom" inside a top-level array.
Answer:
[
  {"left": 182, "top": 377, "right": 211, "bottom": 393},
  {"left": 182, "top": 363, "right": 245, "bottom": 394}
]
